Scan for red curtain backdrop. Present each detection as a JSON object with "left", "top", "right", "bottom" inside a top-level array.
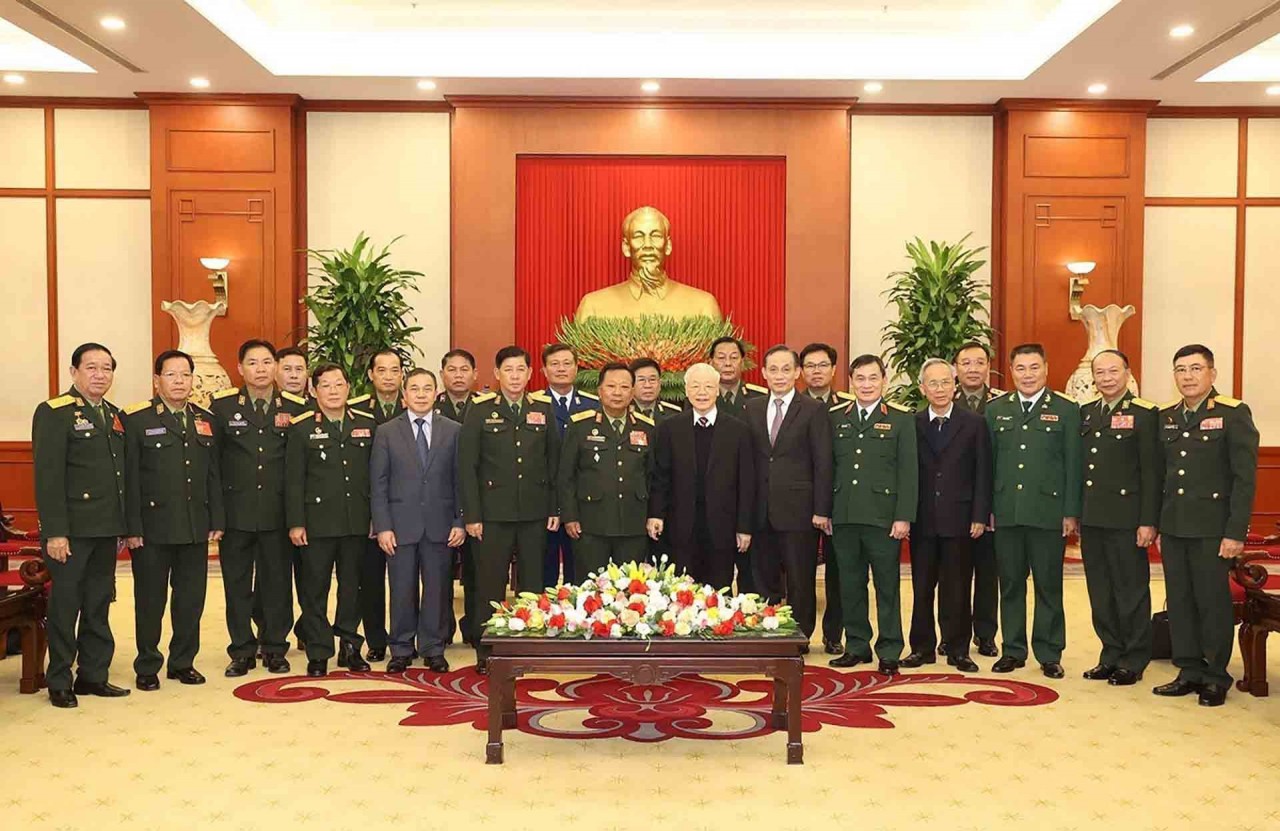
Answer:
[{"left": 514, "top": 155, "right": 786, "bottom": 382}]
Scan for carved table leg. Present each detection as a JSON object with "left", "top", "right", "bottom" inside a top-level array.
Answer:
[
  {"left": 1251, "top": 629, "right": 1270, "bottom": 697},
  {"left": 486, "top": 659, "right": 505, "bottom": 764},
  {"left": 771, "top": 674, "right": 787, "bottom": 730},
  {"left": 786, "top": 657, "right": 803, "bottom": 764},
  {"left": 19, "top": 623, "right": 38, "bottom": 694},
  {"left": 502, "top": 670, "right": 517, "bottom": 729},
  {"left": 1236, "top": 623, "right": 1255, "bottom": 694}
]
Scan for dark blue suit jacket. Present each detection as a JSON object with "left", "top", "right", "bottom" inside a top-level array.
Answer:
[{"left": 370, "top": 412, "right": 462, "bottom": 546}]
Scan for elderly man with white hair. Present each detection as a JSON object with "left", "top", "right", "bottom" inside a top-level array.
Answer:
[{"left": 647, "top": 362, "right": 755, "bottom": 589}]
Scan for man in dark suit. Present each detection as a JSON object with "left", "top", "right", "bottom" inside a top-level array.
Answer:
[
  {"left": 371, "top": 368, "right": 466, "bottom": 674},
  {"left": 902, "top": 358, "right": 990, "bottom": 673},
  {"left": 648, "top": 362, "right": 754, "bottom": 590},
  {"left": 541, "top": 343, "right": 596, "bottom": 587},
  {"left": 745, "top": 345, "right": 833, "bottom": 646}
]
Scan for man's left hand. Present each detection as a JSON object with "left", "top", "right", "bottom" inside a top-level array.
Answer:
[{"left": 1219, "top": 537, "right": 1244, "bottom": 559}]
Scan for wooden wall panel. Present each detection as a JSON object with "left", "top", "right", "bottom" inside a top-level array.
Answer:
[
  {"left": 1023, "top": 136, "right": 1129, "bottom": 178},
  {"left": 0, "top": 442, "right": 37, "bottom": 530},
  {"left": 1252, "top": 447, "right": 1280, "bottom": 535},
  {"left": 145, "top": 100, "right": 298, "bottom": 381}
]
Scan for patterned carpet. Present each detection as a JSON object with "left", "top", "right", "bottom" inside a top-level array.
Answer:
[{"left": 2, "top": 570, "right": 1278, "bottom": 831}]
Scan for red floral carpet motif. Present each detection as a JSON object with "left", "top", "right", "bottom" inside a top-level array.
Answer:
[{"left": 234, "top": 665, "right": 1057, "bottom": 742}]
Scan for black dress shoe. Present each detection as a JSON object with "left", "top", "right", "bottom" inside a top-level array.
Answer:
[
  {"left": 823, "top": 640, "right": 844, "bottom": 656},
  {"left": 366, "top": 647, "right": 387, "bottom": 662},
  {"left": 1197, "top": 684, "right": 1227, "bottom": 707},
  {"left": 899, "top": 651, "right": 937, "bottom": 668},
  {"left": 798, "top": 644, "right": 810, "bottom": 655},
  {"left": 72, "top": 679, "right": 130, "bottom": 697},
  {"left": 937, "top": 641, "right": 950, "bottom": 656},
  {"left": 386, "top": 656, "right": 412, "bottom": 673},
  {"left": 947, "top": 655, "right": 980, "bottom": 673},
  {"left": 1040, "top": 662, "right": 1065, "bottom": 679},
  {"left": 878, "top": 659, "right": 900, "bottom": 676},
  {"left": 1108, "top": 668, "right": 1141, "bottom": 686},
  {"left": 991, "top": 656, "right": 1026, "bottom": 673},
  {"left": 475, "top": 659, "right": 489, "bottom": 675},
  {"left": 338, "top": 643, "right": 371, "bottom": 672},
  {"left": 306, "top": 660, "right": 327, "bottom": 677},
  {"left": 263, "top": 655, "right": 291, "bottom": 674},
  {"left": 135, "top": 674, "right": 160, "bottom": 691},
  {"left": 1082, "top": 663, "right": 1116, "bottom": 681},
  {"left": 829, "top": 652, "right": 872, "bottom": 668},
  {"left": 425, "top": 655, "right": 450, "bottom": 673},
  {"left": 975, "top": 638, "right": 999, "bottom": 658},
  {"left": 296, "top": 638, "right": 306, "bottom": 653},
  {"left": 49, "top": 689, "right": 79, "bottom": 708},
  {"left": 1153, "top": 678, "right": 1200, "bottom": 697},
  {"left": 224, "top": 656, "right": 256, "bottom": 677},
  {"left": 166, "top": 667, "right": 206, "bottom": 685}
]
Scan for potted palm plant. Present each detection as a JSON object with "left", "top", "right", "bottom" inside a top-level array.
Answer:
[
  {"left": 880, "top": 234, "right": 994, "bottom": 409},
  {"left": 302, "top": 233, "right": 423, "bottom": 397}
]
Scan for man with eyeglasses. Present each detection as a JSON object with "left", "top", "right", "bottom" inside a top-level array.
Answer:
[
  {"left": 32, "top": 342, "right": 130, "bottom": 708},
  {"left": 1153, "top": 344, "right": 1257, "bottom": 707},
  {"left": 628, "top": 357, "right": 681, "bottom": 424},
  {"left": 122, "top": 350, "right": 225, "bottom": 692},
  {"left": 800, "top": 342, "right": 851, "bottom": 654}
]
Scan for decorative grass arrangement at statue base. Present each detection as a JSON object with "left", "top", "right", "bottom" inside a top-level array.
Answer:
[{"left": 558, "top": 314, "right": 754, "bottom": 399}]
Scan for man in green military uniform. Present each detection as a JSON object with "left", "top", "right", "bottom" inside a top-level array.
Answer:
[
  {"left": 458, "top": 345, "right": 560, "bottom": 673},
  {"left": 269, "top": 345, "right": 310, "bottom": 651},
  {"left": 986, "top": 343, "right": 1081, "bottom": 679},
  {"left": 32, "top": 342, "right": 130, "bottom": 708},
  {"left": 209, "top": 339, "right": 306, "bottom": 677},
  {"left": 1153, "top": 344, "right": 1258, "bottom": 707},
  {"left": 827, "top": 354, "right": 917, "bottom": 676},
  {"left": 1079, "top": 349, "right": 1160, "bottom": 687},
  {"left": 709, "top": 336, "right": 767, "bottom": 418},
  {"left": 285, "top": 364, "right": 376, "bottom": 677},
  {"left": 123, "top": 350, "right": 225, "bottom": 691},
  {"left": 951, "top": 340, "right": 1003, "bottom": 658},
  {"left": 628, "top": 358, "right": 682, "bottom": 424},
  {"left": 559, "top": 362, "right": 655, "bottom": 575},
  {"left": 436, "top": 348, "right": 479, "bottom": 645}
]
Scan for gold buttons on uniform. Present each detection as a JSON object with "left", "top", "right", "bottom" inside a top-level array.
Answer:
[
  {"left": 1094, "top": 432, "right": 1101, "bottom": 438},
  {"left": 1088, "top": 463, "right": 1094, "bottom": 470},
  {"left": 82, "top": 492, "right": 90, "bottom": 500},
  {"left": 517, "top": 457, "right": 522, "bottom": 463},
  {"left": 1178, "top": 469, "right": 1185, "bottom": 476},
  {"left": 1182, "top": 432, "right": 1190, "bottom": 438},
  {"left": 1180, "top": 451, "right": 1187, "bottom": 457},
  {"left": 1119, "top": 489, "right": 1127, "bottom": 496},
  {"left": 1090, "top": 448, "right": 1098, "bottom": 454},
  {"left": 853, "top": 464, "right": 860, "bottom": 470},
  {"left": 852, "top": 480, "right": 858, "bottom": 485},
  {"left": 1177, "top": 488, "right": 1184, "bottom": 495},
  {"left": 1086, "top": 480, "right": 1093, "bottom": 487},
  {"left": 1212, "top": 492, "right": 1219, "bottom": 499}
]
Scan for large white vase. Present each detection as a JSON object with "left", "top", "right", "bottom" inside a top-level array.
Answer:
[
  {"left": 1064, "top": 303, "right": 1140, "bottom": 402},
  {"left": 161, "top": 299, "right": 232, "bottom": 409}
]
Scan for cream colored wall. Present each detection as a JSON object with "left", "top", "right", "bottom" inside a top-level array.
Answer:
[
  {"left": 54, "top": 109, "right": 149, "bottom": 190},
  {"left": 1243, "top": 207, "right": 1280, "bottom": 443},
  {"left": 1140, "top": 207, "right": 1236, "bottom": 406},
  {"left": 849, "top": 115, "right": 993, "bottom": 367},
  {"left": 0, "top": 199, "right": 50, "bottom": 440},
  {"left": 56, "top": 199, "right": 154, "bottom": 407},
  {"left": 1145, "top": 118, "right": 1237, "bottom": 198},
  {"left": 0, "top": 108, "right": 45, "bottom": 188},
  {"left": 1246, "top": 119, "right": 1280, "bottom": 198},
  {"left": 306, "top": 111, "right": 452, "bottom": 371}
]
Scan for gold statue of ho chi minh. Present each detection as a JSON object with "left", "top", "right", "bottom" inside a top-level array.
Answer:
[{"left": 573, "top": 206, "right": 722, "bottom": 321}]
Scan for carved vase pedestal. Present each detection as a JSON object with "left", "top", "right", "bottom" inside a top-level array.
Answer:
[
  {"left": 161, "top": 299, "right": 231, "bottom": 409},
  {"left": 1064, "top": 304, "right": 1140, "bottom": 402}
]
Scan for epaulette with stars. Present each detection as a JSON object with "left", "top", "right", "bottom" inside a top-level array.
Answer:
[{"left": 571, "top": 409, "right": 597, "bottom": 423}]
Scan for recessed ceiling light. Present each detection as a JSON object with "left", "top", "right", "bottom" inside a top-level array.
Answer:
[
  {"left": 1169, "top": 24, "right": 1194, "bottom": 38},
  {"left": 100, "top": 16, "right": 126, "bottom": 31},
  {"left": 3, "top": 73, "right": 25, "bottom": 85},
  {"left": 640, "top": 80, "right": 661, "bottom": 93},
  {"left": 863, "top": 81, "right": 883, "bottom": 93},
  {"left": 416, "top": 79, "right": 436, "bottom": 91},
  {"left": 1268, "top": 85, "right": 1280, "bottom": 96},
  {"left": 189, "top": 76, "right": 210, "bottom": 89},
  {"left": 1087, "top": 82, "right": 1108, "bottom": 94}
]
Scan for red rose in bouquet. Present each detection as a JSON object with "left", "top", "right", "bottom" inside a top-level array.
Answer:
[
  {"left": 675, "top": 589, "right": 695, "bottom": 607},
  {"left": 514, "top": 606, "right": 531, "bottom": 622},
  {"left": 557, "top": 586, "right": 571, "bottom": 601},
  {"left": 763, "top": 605, "right": 776, "bottom": 617},
  {"left": 627, "top": 601, "right": 647, "bottom": 614},
  {"left": 705, "top": 593, "right": 719, "bottom": 608},
  {"left": 628, "top": 579, "right": 647, "bottom": 595},
  {"left": 548, "top": 613, "right": 566, "bottom": 630},
  {"left": 731, "top": 610, "right": 745, "bottom": 626},
  {"left": 583, "top": 594, "right": 602, "bottom": 615},
  {"left": 591, "top": 620, "right": 611, "bottom": 638},
  {"left": 537, "top": 594, "right": 551, "bottom": 611},
  {"left": 660, "top": 619, "right": 676, "bottom": 636},
  {"left": 713, "top": 620, "right": 734, "bottom": 636}
]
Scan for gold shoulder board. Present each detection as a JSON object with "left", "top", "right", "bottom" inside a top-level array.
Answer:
[
  {"left": 1080, "top": 395, "right": 1101, "bottom": 407},
  {"left": 290, "top": 411, "right": 314, "bottom": 425},
  {"left": 346, "top": 393, "right": 371, "bottom": 405},
  {"left": 887, "top": 401, "right": 911, "bottom": 413},
  {"left": 830, "top": 401, "right": 851, "bottom": 413},
  {"left": 579, "top": 390, "right": 599, "bottom": 401},
  {"left": 123, "top": 400, "right": 151, "bottom": 415},
  {"left": 528, "top": 391, "right": 552, "bottom": 404},
  {"left": 1214, "top": 395, "right": 1242, "bottom": 408},
  {"left": 744, "top": 383, "right": 768, "bottom": 394},
  {"left": 212, "top": 387, "right": 239, "bottom": 400},
  {"left": 835, "top": 390, "right": 856, "bottom": 401},
  {"left": 658, "top": 400, "right": 682, "bottom": 412},
  {"left": 988, "top": 387, "right": 1004, "bottom": 398},
  {"left": 46, "top": 394, "right": 75, "bottom": 409},
  {"left": 280, "top": 390, "right": 306, "bottom": 405},
  {"left": 1130, "top": 397, "right": 1157, "bottom": 410},
  {"left": 472, "top": 392, "right": 497, "bottom": 404},
  {"left": 350, "top": 408, "right": 375, "bottom": 419},
  {"left": 1160, "top": 399, "right": 1181, "bottom": 411},
  {"left": 1053, "top": 390, "right": 1076, "bottom": 404},
  {"left": 632, "top": 411, "right": 654, "bottom": 426},
  {"left": 571, "top": 409, "right": 597, "bottom": 423}
]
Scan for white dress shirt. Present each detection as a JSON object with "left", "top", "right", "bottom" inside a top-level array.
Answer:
[
  {"left": 692, "top": 406, "right": 719, "bottom": 427},
  {"left": 407, "top": 408, "right": 434, "bottom": 445},
  {"left": 858, "top": 397, "right": 883, "bottom": 421},
  {"left": 928, "top": 403, "right": 955, "bottom": 422},
  {"left": 1017, "top": 388, "right": 1046, "bottom": 410}
]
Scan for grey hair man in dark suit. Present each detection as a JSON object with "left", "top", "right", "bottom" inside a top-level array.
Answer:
[{"left": 371, "top": 368, "right": 466, "bottom": 673}]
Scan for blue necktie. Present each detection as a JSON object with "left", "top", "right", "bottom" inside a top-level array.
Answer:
[
  {"left": 415, "top": 417, "right": 430, "bottom": 468},
  {"left": 554, "top": 395, "right": 569, "bottom": 435}
]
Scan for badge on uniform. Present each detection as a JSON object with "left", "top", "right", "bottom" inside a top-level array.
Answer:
[
  {"left": 73, "top": 415, "right": 93, "bottom": 431},
  {"left": 873, "top": 422, "right": 892, "bottom": 431},
  {"left": 586, "top": 435, "right": 606, "bottom": 443},
  {"left": 310, "top": 432, "right": 329, "bottom": 440},
  {"left": 629, "top": 431, "right": 648, "bottom": 446},
  {"left": 194, "top": 419, "right": 213, "bottom": 437},
  {"left": 1201, "top": 417, "right": 1224, "bottom": 430},
  {"left": 275, "top": 412, "right": 291, "bottom": 428},
  {"left": 227, "top": 419, "right": 249, "bottom": 428},
  {"left": 112, "top": 413, "right": 124, "bottom": 433},
  {"left": 485, "top": 418, "right": 504, "bottom": 425},
  {"left": 1040, "top": 413, "right": 1060, "bottom": 423},
  {"left": 145, "top": 427, "right": 166, "bottom": 436},
  {"left": 1110, "top": 414, "right": 1134, "bottom": 430},
  {"left": 526, "top": 411, "right": 546, "bottom": 425},
  {"left": 351, "top": 428, "right": 371, "bottom": 438}
]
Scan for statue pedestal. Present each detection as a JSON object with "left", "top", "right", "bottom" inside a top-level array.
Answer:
[
  {"left": 1064, "top": 304, "right": 1139, "bottom": 401},
  {"left": 162, "top": 299, "right": 231, "bottom": 409}
]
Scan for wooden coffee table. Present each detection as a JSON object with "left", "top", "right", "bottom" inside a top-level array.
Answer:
[{"left": 481, "top": 633, "right": 808, "bottom": 764}]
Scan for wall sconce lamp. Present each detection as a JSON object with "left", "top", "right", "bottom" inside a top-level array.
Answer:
[
  {"left": 1066, "top": 261, "right": 1095, "bottom": 320},
  {"left": 200, "top": 257, "right": 230, "bottom": 316}
]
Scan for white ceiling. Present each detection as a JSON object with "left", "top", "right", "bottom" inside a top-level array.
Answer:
[{"left": 0, "top": 0, "right": 1278, "bottom": 104}]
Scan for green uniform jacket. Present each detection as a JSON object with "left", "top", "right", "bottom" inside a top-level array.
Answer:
[
  {"left": 954, "top": 385, "right": 1004, "bottom": 415},
  {"left": 458, "top": 391, "right": 560, "bottom": 524},
  {"left": 284, "top": 407, "right": 375, "bottom": 538},
  {"left": 986, "top": 389, "right": 1082, "bottom": 529},
  {"left": 349, "top": 393, "right": 404, "bottom": 426},
  {"left": 209, "top": 387, "right": 307, "bottom": 532},
  {"left": 557, "top": 410, "right": 654, "bottom": 536},
  {"left": 435, "top": 391, "right": 475, "bottom": 425},
  {"left": 716, "top": 382, "right": 768, "bottom": 419},
  {"left": 31, "top": 387, "right": 127, "bottom": 539},
  {"left": 829, "top": 399, "right": 918, "bottom": 527},
  {"left": 123, "top": 398, "right": 224, "bottom": 544},
  {"left": 1158, "top": 389, "right": 1259, "bottom": 540},
  {"left": 630, "top": 400, "right": 682, "bottom": 425},
  {"left": 1079, "top": 391, "right": 1161, "bottom": 530}
]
